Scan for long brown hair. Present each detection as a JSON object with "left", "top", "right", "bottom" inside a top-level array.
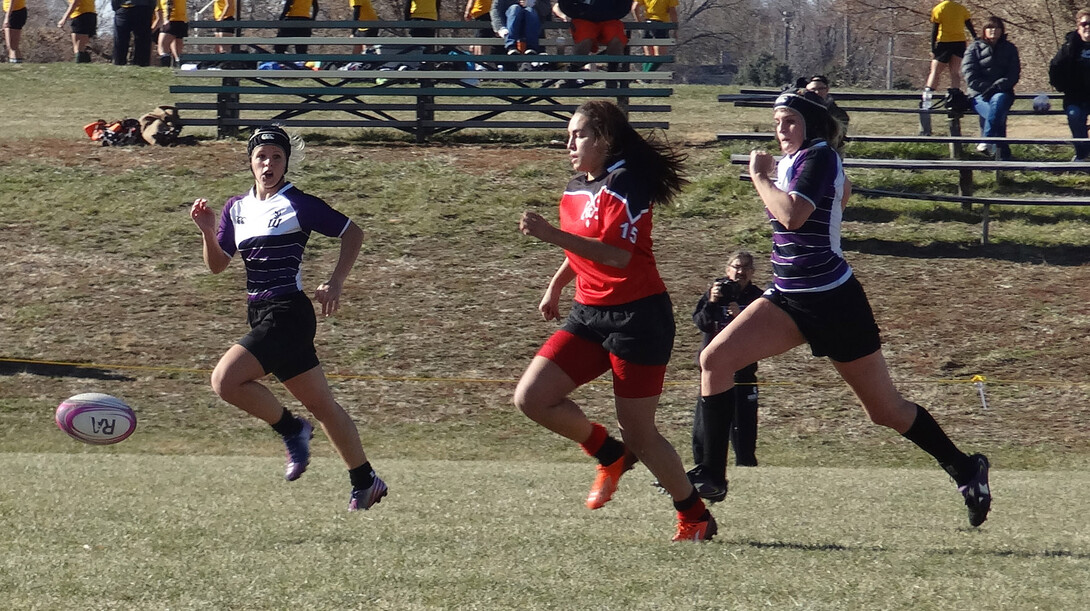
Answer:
[{"left": 574, "top": 100, "right": 688, "bottom": 205}]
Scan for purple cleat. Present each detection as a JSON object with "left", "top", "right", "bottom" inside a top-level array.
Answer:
[
  {"left": 348, "top": 475, "right": 388, "bottom": 511},
  {"left": 283, "top": 419, "right": 313, "bottom": 481}
]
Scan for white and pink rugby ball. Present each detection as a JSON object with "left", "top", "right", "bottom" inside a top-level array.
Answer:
[{"left": 55, "top": 393, "right": 137, "bottom": 445}]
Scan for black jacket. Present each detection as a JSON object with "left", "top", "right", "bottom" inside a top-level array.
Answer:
[
  {"left": 1049, "top": 31, "right": 1090, "bottom": 106},
  {"left": 961, "top": 34, "right": 1021, "bottom": 99}
]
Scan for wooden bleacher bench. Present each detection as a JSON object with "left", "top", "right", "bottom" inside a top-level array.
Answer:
[
  {"left": 718, "top": 88, "right": 1089, "bottom": 244},
  {"left": 171, "top": 20, "right": 675, "bottom": 142}
]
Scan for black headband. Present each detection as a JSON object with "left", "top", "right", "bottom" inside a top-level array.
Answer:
[
  {"left": 773, "top": 91, "right": 830, "bottom": 142},
  {"left": 247, "top": 127, "right": 292, "bottom": 162}
]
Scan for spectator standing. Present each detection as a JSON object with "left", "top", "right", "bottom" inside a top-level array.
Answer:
[
  {"left": 58, "top": 0, "right": 97, "bottom": 64},
  {"left": 686, "top": 251, "right": 764, "bottom": 502},
  {"left": 350, "top": 0, "right": 380, "bottom": 54},
  {"left": 155, "top": 0, "right": 188, "bottom": 67},
  {"left": 212, "top": 0, "right": 239, "bottom": 54},
  {"left": 701, "top": 90, "right": 992, "bottom": 529},
  {"left": 274, "top": 0, "right": 318, "bottom": 55},
  {"left": 924, "top": 0, "right": 975, "bottom": 99},
  {"left": 1049, "top": 8, "right": 1090, "bottom": 161},
  {"left": 464, "top": 0, "right": 492, "bottom": 56},
  {"left": 516, "top": 100, "right": 717, "bottom": 542},
  {"left": 961, "top": 16, "right": 1020, "bottom": 160},
  {"left": 406, "top": 0, "right": 438, "bottom": 38},
  {"left": 804, "top": 75, "right": 850, "bottom": 134},
  {"left": 631, "top": 0, "right": 676, "bottom": 72},
  {"left": 3, "top": 0, "right": 26, "bottom": 63},
  {"left": 113, "top": 0, "right": 156, "bottom": 66},
  {"left": 491, "top": 0, "right": 551, "bottom": 56}
]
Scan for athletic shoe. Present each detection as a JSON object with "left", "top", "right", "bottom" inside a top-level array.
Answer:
[
  {"left": 282, "top": 418, "right": 313, "bottom": 481},
  {"left": 975, "top": 142, "right": 989, "bottom": 153},
  {"left": 673, "top": 512, "right": 718, "bottom": 542},
  {"left": 586, "top": 451, "right": 637, "bottom": 510},
  {"left": 348, "top": 475, "right": 388, "bottom": 511},
  {"left": 959, "top": 454, "right": 991, "bottom": 527},
  {"left": 686, "top": 466, "right": 728, "bottom": 503}
]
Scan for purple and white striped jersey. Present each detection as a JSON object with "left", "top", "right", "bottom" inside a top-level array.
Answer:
[
  {"left": 769, "top": 140, "right": 853, "bottom": 293},
  {"left": 217, "top": 183, "right": 351, "bottom": 302}
]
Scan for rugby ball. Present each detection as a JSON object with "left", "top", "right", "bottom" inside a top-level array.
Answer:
[
  {"left": 1032, "top": 94, "right": 1051, "bottom": 113},
  {"left": 55, "top": 393, "right": 137, "bottom": 445}
]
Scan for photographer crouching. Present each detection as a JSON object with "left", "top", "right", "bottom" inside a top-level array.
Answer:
[{"left": 687, "top": 250, "right": 764, "bottom": 501}]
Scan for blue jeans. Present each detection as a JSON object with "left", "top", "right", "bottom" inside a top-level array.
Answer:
[
  {"left": 1065, "top": 102, "right": 1090, "bottom": 159},
  {"left": 972, "top": 91, "right": 1014, "bottom": 158},
  {"left": 504, "top": 5, "right": 541, "bottom": 52}
]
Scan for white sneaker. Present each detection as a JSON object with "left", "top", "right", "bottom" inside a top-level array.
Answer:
[{"left": 975, "top": 142, "right": 989, "bottom": 153}]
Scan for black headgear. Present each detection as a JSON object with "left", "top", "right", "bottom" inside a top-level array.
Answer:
[
  {"left": 247, "top": 126, "right": 292, "bottom": 163},
  {"left": 773, "top": 91, "right": 831, "bottom": 143}
]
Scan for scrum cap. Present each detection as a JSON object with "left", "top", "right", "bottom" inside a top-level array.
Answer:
[
  {"left": 247, "top": 125, "right": 292, "bottom": 162},
  {"left": 773, "top": 90, "right": 830, "bottom": 142}
]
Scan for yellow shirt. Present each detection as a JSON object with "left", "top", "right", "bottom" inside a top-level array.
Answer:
[
  {"left": 284, "top": 0, "right": 314, "bottom": 19},
  {"left": 465, "top": 0, "right": 491, "bottom": 19},
  {"left": 160, "top": 0, "right": 186, "bottom": 22},
  {"left": 350, "top": 0, "right": 378, "bottom": 21},
  {"left": 3, "top": 0, "right": 27, "bottom": 12},
  {"left": 410, "top": 0, "right": 437, "bottom": 20},
  {"left": 213, "top": 0, "right": 235, "bottom": 20},
  {"left": 931, "top": 0, "right": 971, "bottom": 43},
  {"left": 636, "top": 0, "right": 677, "bottom": 23},
  {"left": 69, "top": 0, "right": 96, "bottom": 18}
]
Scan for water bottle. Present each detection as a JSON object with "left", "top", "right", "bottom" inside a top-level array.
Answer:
[{"left": 921, "top": 87, "right": 933, "bottom": 109}]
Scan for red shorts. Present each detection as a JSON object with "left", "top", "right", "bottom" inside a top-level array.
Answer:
[
  {"left": 537, "top": 330, "right": 667, "bottom": 399},
  {"left": 570, "top": 19, "right": 627, "bottom": 51}
]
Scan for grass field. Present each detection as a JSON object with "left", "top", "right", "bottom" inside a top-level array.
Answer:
[{"left": 2, "top": 63, "right": 1090, "bottom": 610}]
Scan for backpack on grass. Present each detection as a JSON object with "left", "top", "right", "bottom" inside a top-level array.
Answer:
[{"left": 138, "top": 105, "right": 183, "bottom": 146}]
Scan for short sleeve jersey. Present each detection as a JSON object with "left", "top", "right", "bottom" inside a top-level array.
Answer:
[
  {"left": 465, "top": 0, "right": 491, "bottom": 19},
  {"left": 350, "top": 0, "right": 378, "bottom": 20},
  {"left": 410, "top": 0, "right": 438, "bottom": 20},
  {"left": 160, "top": 0, "right": 186, "bottom": 22},
  {"left": 283, "top": 0, "right": 314, "bottom": 18},
  {"left": 770, "top": 141, "right": 853, "bottom": 293},
  {"left": 558, "top": 160, "right": 667, "bottom": 306},
  {"left": 216, "top": 183, "right": 351, "bottom": 302},
  {"left": 68, "top": 0, "right": 96, "bottom": 17},
  {"left": 3, "top": 0, "right": 27, "bottom": 12},
  {"left": 636, "top": 0, "right": 677, "bottom": 22},
  {"left": 931, "top": 1, "right": 971, "bottom": 43},
  {"left": 213, "top": 0, "right": 235, "bottom": 19}
]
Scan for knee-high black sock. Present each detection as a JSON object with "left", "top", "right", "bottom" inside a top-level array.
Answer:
[
  {"left": 901, "top": 404, "right": 973, "bottom": 485},
  {"left": 731, "top": 384, "right": 759, "bottom": 467},
  {"left": 691, "top": 398, "right": 705, "bottom": 465},
  {"left": 697, "top": 389, "right": 734, "bottom": 481}
]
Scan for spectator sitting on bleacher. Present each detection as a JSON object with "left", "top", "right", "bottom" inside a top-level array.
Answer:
[
  {"left": 1048, "top": 8, "right": 1090, "bottom": 162},
  {"left": 274, "top": 0, "right": 318, "bottom": 55},
  {"left": 555, "top": 0, "right": 630, "bottom": 79},
  {"left": 961, "top": 15, "right": 1020, "bottom": 161},
  {"left": 491, "top": 0, "right": 551, "bottom": 56}
]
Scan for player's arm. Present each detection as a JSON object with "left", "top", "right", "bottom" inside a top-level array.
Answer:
[
  {"left": 224, "top": 0, "right": 236, "bottom": 20},
  {"left": 539, "top": 258, "right": 575, "bottom": 321},
  {"left": 190, "top": 199, "right": 232, "bottom": 274},
  {"left": 314, "top": 220, "right": 362, "bottom": 316},
  {"left": 965, "top": 19, "right": 976, "bottom": 39},
  {"left": 930, "top": 22, "right": 938, "bottom": 52},
  {"left": 519, "top": 211, "right": 632, "bottom": 268},
  {"left": 748, "top": 150, "right": 814, "bottom": 230},
  {"left": 58, "top": 0, "right": 79, "bottom": 27}
]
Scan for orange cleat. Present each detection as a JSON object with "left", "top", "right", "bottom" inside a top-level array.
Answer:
[
  {"left": 672, "top": 512, "right": 718, "bottom": 542},
  {"left": 586, "top": 451, "right": 637, "bottom": 510}
]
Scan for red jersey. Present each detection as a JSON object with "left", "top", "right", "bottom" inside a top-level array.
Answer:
[{"left": 558, "top": 160, "right": 667, "bottom": 306}]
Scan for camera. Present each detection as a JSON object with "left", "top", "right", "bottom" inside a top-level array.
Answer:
[{"left": 714, "top": 278, "right": 741, "bottom": 303}]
